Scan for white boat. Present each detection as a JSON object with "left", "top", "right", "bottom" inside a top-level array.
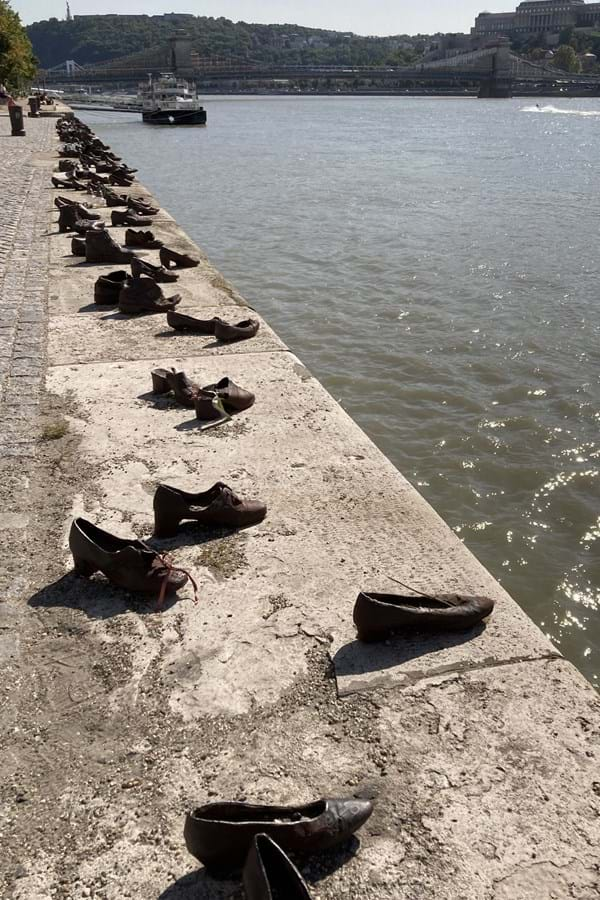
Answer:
[{"left": 138, "top": 73, "right": 207, "bottom": 126}]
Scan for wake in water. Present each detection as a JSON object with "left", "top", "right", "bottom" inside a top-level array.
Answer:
[{"left": 522, "top": 103, "right": 600, "bottom": 116}]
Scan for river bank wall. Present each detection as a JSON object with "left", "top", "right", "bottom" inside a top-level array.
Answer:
[{"left": 1, "top": 109, "right": 599, "bottom": 899}]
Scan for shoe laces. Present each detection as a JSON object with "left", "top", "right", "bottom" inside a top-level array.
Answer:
[{"left": 142, "top": 543, "right": 199, "bottom": 610}]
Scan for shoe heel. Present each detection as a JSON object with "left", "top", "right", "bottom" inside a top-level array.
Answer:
[
  {"left": 72, "top": 556, "right": 97, "bottom": 577},
  {"left": 153, "top": 512, "right": 180, "bottom": 539},
  {"left": 151, "top": 370, "right": 170, "bottom": 394}
]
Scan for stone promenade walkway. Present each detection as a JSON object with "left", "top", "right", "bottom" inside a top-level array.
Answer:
[{"left": 0, "top": 113, "right": 55, "bottom": 601}]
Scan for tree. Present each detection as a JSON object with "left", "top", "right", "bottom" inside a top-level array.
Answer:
[
  {"left": 552, "top": 43, "right": 582, "bottom": 73},
  {"left": 0, "top": 0, "right": 36, "bottom": 90}
]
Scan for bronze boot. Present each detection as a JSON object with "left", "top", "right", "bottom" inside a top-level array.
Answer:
[{"left": 118, "top": 276, "right": 181, "bottom": 314}]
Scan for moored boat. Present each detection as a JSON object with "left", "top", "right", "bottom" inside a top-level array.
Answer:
[{"left": 138, "top": 73, "right": 207, "bottom": 126}]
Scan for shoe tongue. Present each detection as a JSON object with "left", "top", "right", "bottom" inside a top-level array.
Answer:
[{"left": 215, "top": 484, "right": 238, "bottom": 507}]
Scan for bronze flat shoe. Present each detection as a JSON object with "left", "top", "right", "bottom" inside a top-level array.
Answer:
[
  {"left": 214, "top": 318, "right": 260, "bottom": 342},
  {"left": 353, "top": 591, "right": 495, "bottom": 642},
  {"left": 124, "top": 229, "right": 163, "bottom": 249},
  {"left": 94, "top": 270, "right": 127, "bottom": 305},
  {"left": 244, "top": 834, "right": 312, "bottom": 900},
  {"left": 159, "top": 246, "right": 200, "bottom": 269},
  {"left": 166, "top": 309, "right": 220, "bottom": 334},
  {"left": 118, "top": 276, "right": 181, "bottom": 314},
  {"left": 202, "top": 376, "right": 255, "bottom": 413},
  {"left": 111, "top": 209, "right": 152, "bottom": 227},
  {"left": 131, "top": 257, "right": 179, "bottom": 283},
  {"left": 150, "top": 367, "right": 200, "bottom": 407},
  {"left": 68, "top": 517, "right": 195, "bottom": 604},
  {"left": 184, "top": 798, "right": 373, "bottom": 873},
  {"left": 153, "top": 482, "right": 267, "bottom": 537}
]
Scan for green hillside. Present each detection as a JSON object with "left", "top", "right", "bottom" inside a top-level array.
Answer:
[{"left": 27, "top": 13, "right": 422, "bottom": 70}]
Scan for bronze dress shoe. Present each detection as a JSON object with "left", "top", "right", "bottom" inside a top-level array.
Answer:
[
  {"left": 94, "top": 270, "right": 128, "bottom": 305},
  {"left": 118, "top": 276, "right": 181, "bottom": 314},
  {"left": 86, "top": 230, "right": 136, "bottom": 264},
  {"left": 202, "top": 377, "right": 254, "bottom": 413},
  {"left": 166, "top": 309, "right": 220, "bottom": 334},
  {"left": 159, "top": 246, "right": 200, "bottom": 269},
  {"left": 353, "top": 591, "right": 495, "bottom": 642},
  {"left": 69, "top": 517, "right": 194, "bottom": 603},
  {"left": 111, "top": 209, "right": 153, "bottom": 227},
  {"left": 153, "top": 482, "right": 267, "bottom": 537},
  {"left": 128, "top": 197, "right": 159, "bottom": 216},
  {"left": 124, "top": 229, "right": 163, "bottom": 249},
  {"left": 103, "top": 188, "right": 128, "bottom": 207},
  {"left": 215, "top": 318, "right": 260, "bottom": 342},
  {"left": 243, "top": 834, "right": 312, "bottom": 900},
  {"left": 131, "top": 257, "right": 178, "bottom": 283},
  {"left": 183, "top": 798, "right": 373, "bottom": 872}
]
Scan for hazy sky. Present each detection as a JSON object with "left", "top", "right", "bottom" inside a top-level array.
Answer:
[{"left": 15, "top": 1, "right": 511, "bottom": 35}]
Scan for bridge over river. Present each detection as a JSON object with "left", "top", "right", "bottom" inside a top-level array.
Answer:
[{"left": 40, "top": 38, "right": 600, "bottom": 98}]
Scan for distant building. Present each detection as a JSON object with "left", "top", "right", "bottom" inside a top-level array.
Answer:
[{"left": 472, "top": 1, "right": 600, "bottom": 45}]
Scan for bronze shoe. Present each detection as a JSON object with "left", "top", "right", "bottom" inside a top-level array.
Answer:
[
  {"left": 128, "top": 197, "right": 159, "bottom": 216},
  {"left": 103, "top": 188, "right": 128, "bottom": 207},
  {"left": 86, "top": 230, "right": 136, "bottom": 264},
  {"left": 118, "top": 276, "right": 181, "bottom": 314},
  {"left": 150, "top": 367, "right": 201, "bottom": 407},
  {"left": 55, "top": 197, "right": 100, "bottom": 219},
  {"left": 243, "top": 835, "right": 312, "bottom": 900},
  {"left": 166, "top": 309, "right": 220, "bottom": 334},
  {"left": 214, "top": 318, "right": 260, "bottom": 342},
  {"left": 202, "top": 376, "right": 255, "bottom": 413},
  {"left": 193, "top": 390, "right": 231, "bottom": 424},
  {"left": 131, "top": 257, "right": 179, "bottom": 283},
  {"left": 124, "top": 229, "right": 163, "bottom": 249},
  {"left": 353, "top": 591, "right": 495, "bottom": 642},
  {"left": 111, "top": 209, "right": 153, "bottom": 227},
  {"left": 94, "top": 270, "right": 128, "bottom": 305},
  {"left": 183, "top": 798, "right": 373, "bottom": 872},
  {"left": 71, "top": 236, "right": 86, "bottom": 256},
  {"left": 159, "top": 246, "right": 200, "bottom": 269},
  {"left": 58, "top": 205, "right": 105, "bottom": 234},
  {"left": 153, "top": 482, "right": 267, "bottom": 537},
  {"left": 68, "top": 517, "right": 193, "bottom": 602}
]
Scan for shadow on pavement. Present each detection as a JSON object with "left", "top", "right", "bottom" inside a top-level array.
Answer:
[
  {"left": 333, "top": 623, "right": 486, "bottom": 677},
  {"left": 28, "top": 571, "right": 181, "bottom": 619}
]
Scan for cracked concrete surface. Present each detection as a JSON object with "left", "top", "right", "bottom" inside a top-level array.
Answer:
[{"left": 1, "top": 116, "right": 599, "bottom": 900}]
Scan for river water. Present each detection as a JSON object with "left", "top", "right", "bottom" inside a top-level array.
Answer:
[{"left": 81, "top": 96, "right": 600, "bottom": 689}]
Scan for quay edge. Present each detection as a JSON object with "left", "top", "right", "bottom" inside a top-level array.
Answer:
[{"left": 1, "top": 107, "right": 599, "bottom": 899}]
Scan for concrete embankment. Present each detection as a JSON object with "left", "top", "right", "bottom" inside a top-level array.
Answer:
[{"left": 1, "top": 110, "right": 599, "bottom": 899}]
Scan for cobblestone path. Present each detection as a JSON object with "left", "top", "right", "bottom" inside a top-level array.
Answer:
[{"left": 0, "top": 113, "right": 56, "bottom": 598}]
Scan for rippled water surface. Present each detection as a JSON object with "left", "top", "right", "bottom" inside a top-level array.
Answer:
[{"left": 82, "top": 97, "right": 600, "bottom": 688}]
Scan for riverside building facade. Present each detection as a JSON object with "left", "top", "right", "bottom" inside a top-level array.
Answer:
[{"left": 472, "top": 0, "right": 600, "bottom": 44}]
